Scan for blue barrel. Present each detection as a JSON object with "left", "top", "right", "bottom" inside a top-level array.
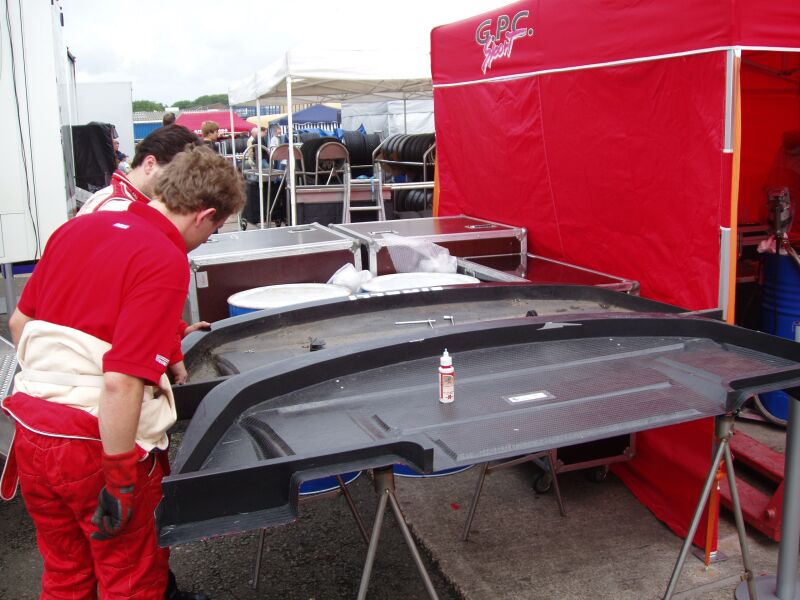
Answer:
[
  {"left": 299, "top": 471, "right": 361, "bottom": 496},
  {"left": 393, "top": 464, "right": 473, "bottom": 478},
  {"left": 760, "top": 253, "right": 800, "bottom": 421}
]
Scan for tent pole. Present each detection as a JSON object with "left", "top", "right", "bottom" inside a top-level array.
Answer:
[
  {"left": 257, "top": 97, "right": 265, "bottom": 229},
  {"left": 228, "top": 107, "right": 236, "bottom": 168},
  {"left": 287, "top": 76, "right": 297, "bottom": 226},
  {"left": 721, "top": 49, "right": 740, "bottom": 324}
]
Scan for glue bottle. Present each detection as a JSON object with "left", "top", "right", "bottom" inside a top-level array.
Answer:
[{"left": 438, "top": 349, "right": 455, "bottom": 404}]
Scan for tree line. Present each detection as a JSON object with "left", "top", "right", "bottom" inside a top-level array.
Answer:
[{"left": 132, "top": 94, "right": 229, "bottom": 112}]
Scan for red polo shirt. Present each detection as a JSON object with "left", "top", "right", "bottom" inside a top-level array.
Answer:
[{"left": 18, "top": 202, "right": 188, "bottom": 384}]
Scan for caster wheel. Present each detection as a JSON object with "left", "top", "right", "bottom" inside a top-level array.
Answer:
[
  {"left": 240, "top": 217, "right": 248, "bottom": 231},
  {"left": 533, "top": 472, "right": 553, "bottom": 494},
  {"left": 586, "top": 466, "right": 609, "bottom": 483}
]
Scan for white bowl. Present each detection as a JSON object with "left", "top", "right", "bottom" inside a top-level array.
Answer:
[{"left": 360, "top": 272, "right": 480, "bottom": 293}]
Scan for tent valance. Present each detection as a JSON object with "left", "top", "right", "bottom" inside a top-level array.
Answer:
[
  {"left": 229, "top": 47, "right": 432, "bottom": 105},
  {"left": 431, "top": 0, "right": 800, "bottom": 87}
]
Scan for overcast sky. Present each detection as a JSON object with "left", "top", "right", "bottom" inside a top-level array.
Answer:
[{"left": 61, "top": 0, "right": 509, "bottom": 105}]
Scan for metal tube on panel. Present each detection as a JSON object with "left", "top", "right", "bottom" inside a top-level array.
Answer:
[
  {"left": 724, "top": 49, "right": 736, "bottom": 153},
  {"left": 719, "top": 227, "right": 731, "bottom": 321}
]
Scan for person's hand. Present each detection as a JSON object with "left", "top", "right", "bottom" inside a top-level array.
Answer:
[
  {"left": 168, "top": 361, "right": 188, "bottom": 385},
  {"left": 184, "top": 321, "right": 211, "bottom": 336},
  {"left": 91, "top": 448, "right": 139, "bottom": 541}
]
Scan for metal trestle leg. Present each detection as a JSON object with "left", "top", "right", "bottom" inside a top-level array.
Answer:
[
  {"left": 337, "top": 474, "right": 370, "bottom": 544},
  {"left": 252, "top": 475, "right": 370, "bottom": 590},
  {"left": 663, "top": 415, "right": 758, "bottom": 599},
  {"left": 357, "top": 467, "right": 439, "bottom": 600},
  {"left": 462, "top": 449, "right": 566, "bottom": 542}
]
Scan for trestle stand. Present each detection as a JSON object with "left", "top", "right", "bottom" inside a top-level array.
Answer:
[
  {"left": 337, "top": 474, "right": 371, "bottom": 544},
  {"left": 462, "top": 449, "right": 565, "bottom": 542},
  {"left": 356, "top": 467, "right": 439, "bottom": 600},
  {"left": 252, "top": 475, "right": 370, "bottom": 590},
  {"left": 664, "top": 415, "right": 758, "bottom": 600},
  {"left": 736, "top": 395, "right": 800, "bottom": 600}
]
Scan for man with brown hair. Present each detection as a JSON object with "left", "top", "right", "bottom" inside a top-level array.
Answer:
[
  {"left": 201, "top": 120, "right": 220, "bottom": 153},
  {"left": 79, "top": 124, "right": 199, "bottom": 215},
  {"left": 1, "top": 146, "right": 244, "bottom": 600}
]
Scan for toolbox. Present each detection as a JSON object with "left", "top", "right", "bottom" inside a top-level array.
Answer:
[{"left": 186, "top": 223, "right": 360, "bottom": 323}]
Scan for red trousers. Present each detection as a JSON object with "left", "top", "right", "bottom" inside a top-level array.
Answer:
[{"left": 13, "top": 425, "right": 169, "bottom": 600}]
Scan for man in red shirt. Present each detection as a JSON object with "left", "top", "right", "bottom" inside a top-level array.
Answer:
[{"left": 1, "top": 146, "right": 244, "bottom": 600}]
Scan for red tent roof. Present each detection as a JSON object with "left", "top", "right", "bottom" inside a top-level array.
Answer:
[
  {"left": 432, "top": 0, "right": 800, "bottom": 86},
  {"left": 175, "top": 111, "right": 252, "bottom": 136}
]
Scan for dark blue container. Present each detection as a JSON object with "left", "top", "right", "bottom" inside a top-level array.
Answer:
[{"left": 760, "top": 253, "right": 800, "bottom": 421}]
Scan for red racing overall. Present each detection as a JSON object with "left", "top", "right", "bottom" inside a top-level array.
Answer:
[{"left": 1, "top": 202, "right": 188, "bottom": 600}]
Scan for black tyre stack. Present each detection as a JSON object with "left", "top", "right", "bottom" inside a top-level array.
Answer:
[
  {"left": 341, "top": 130, "right": 383, "bottom": 178},
  {"left": 377, "top": 133, "right": 436, "bottom": 219}
]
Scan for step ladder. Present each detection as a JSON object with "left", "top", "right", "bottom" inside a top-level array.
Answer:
[{"left": 341, "top": 166, "right": 386, "bottom": 223}]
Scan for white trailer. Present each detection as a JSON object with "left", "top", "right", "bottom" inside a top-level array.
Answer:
[{"left": 0, "top": 0, "right": 76, "bottom": 266}]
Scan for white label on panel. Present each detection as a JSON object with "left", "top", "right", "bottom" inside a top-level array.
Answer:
[
  {"left": 196, "top": 271, "right": 209, "bottom": 288},
  {"left": 506, "top": 391, "right": 554, "bottom": 404}
]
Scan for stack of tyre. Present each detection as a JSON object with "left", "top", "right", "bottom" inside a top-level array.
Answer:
[
  {"left": 299, "top": 137, "right": 341, "bottom": 184},
  {"left": 379, "top": 133, "right": 436, "bottom": 219},
  {"left": 341, "top": 131, "right": 383, "bottom": 178}
]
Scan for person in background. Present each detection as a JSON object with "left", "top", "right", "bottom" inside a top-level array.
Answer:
[
  {"left": 245, "top": 126, "right": 268, "bottom": 169},
  {"left": 1, "top": 146, "right": 245, "bottom": 600},
  {"left": 268, "top": 124, "right": 283, "bottom": 152},
  {"left": 117, "top": 151, "right": 131, "bottom": 174},
  {"left": 163, "top": 112, "right": 176, "bottom": 126},
  {"left": 201, "top": 120, "right": 220, "bottom": 153},
  {"left": 79, "top": 125, "right": 199, "bottom": 216},
  {"left": 113, "top": 138, "right": 127, "bottom": 171},
  {"left": 77, "top": 124, "right": 207, "bottom": 384}
]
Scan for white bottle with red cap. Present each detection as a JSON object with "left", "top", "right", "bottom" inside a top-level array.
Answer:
[{"left": 438, "top": 349, "right": 455, "bottom": 404}]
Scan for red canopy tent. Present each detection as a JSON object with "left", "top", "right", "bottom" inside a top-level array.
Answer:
[
  {"left": 175, "top": 111, "right": 253, "bottom": 136},
  {"left": 431, "top": 0, "right": 800, "bottom": 548}
]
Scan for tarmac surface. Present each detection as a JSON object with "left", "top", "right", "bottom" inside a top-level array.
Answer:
[
  {"left": 0, "top": 269, "right": 797, "bottom": 599},
  {"left": 0, "top": 416, "right": 792, "bottom": 599}
]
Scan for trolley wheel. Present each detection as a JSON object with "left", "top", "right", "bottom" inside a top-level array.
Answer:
[
  {"left": 532, "top": 472, "right": 553, "bottom": 494},
  {"left": 753, "top": 394, "right": 788, "bottom": 427},
  {"left": 239, "top": 216, "right": 248, "bottom": 231},
  {"left": 586, "top": 466, "right": 609, "bottom": 483}
]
